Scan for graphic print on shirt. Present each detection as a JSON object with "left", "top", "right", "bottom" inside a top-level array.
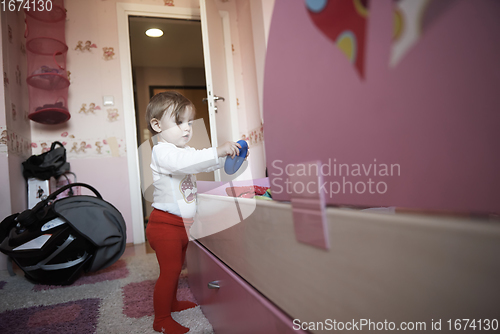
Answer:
[{"left": 180, "top": 175, "right": 196, "bottom": 203}]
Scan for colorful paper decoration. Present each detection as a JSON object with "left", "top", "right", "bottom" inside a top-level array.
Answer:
[
  {"left": 390, "top": 0, "right": 456, "bottom": 67},
  {"left": 305, "top": 0, "right": 369, "bottom": 78}
]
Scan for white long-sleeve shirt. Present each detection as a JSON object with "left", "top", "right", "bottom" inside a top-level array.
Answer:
[{"left": 150, "top": 141, "right": 223, "bottom": 218}]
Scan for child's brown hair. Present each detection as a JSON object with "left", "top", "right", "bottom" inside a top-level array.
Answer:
[{"left": 145, "top": 91, "right": 195, "bottom": 134}]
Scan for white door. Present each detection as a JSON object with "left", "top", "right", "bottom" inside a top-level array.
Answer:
[{"left": 200, "top": 0, "right": 238, "bottom": 181}]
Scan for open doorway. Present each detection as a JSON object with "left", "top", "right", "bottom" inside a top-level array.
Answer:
[{"left": 128, "top": 16, "right": 214, "bottom": 228}]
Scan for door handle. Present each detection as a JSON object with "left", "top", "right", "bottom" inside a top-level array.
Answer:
[
  {"left": 207, "top": 280, "right": 220, "bottom": 289},
  {"left": 202, "top": 96, "right": 224, "bottom": 103},
  {"left": 202, "top": 96, "right": 223, "bottom": 113},
  {"left": 213, "top": 95, "right": 225, "bottom": 102}
]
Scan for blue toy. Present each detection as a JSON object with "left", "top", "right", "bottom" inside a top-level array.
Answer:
[{"left": 224, "top": 140, "right": 248, "bottom": 175}]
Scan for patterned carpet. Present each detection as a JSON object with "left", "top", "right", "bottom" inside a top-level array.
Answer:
[{"left": 0, "top": 251, "right": 214, "bottom": 334}]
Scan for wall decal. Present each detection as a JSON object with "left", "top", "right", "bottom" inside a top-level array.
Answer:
[
  {"left": 96, "top": 141, "right": 103, "bottom": 154},
  {"left": 88, "top": 103, "right": 100, "bottom": 113},
  {"left": 107, "top": 108, "right": 119, "bottom": 122},
  {"left": 0, "top": 128, "right": 7, "bottom": 155},
  {"left": 164, "top": 0, "right": 174, "bottom": 6},
  {"left": 2, "top": 128, "right": 31, "bottom": 157},
  {"left": 0, "top": 130, "right": 6, "bottom": 144},
  {"left": 102, "top": 47, "right": 115, "bottom": 60},
  {"left": 11, "top": 103, "right": 16, "bottom": 121},
  {"left": 79, "top": 103, "right": 87, "bottom": 113},
  {"left": 15, "top": 65, "right": 21, "bottom": 85},
  {"left": 40, "top": 142, "right": 49, "bottom": 153},
  {"left": 8, "top": 25, "right": 12, "bottom": 43},
  {"left": 31, "top": 138, "right": 125, "bottom": 158},
  {"left": 79, "top": 102, "right": 101, "bottom": 114},
  {"left": 75, "top": 40, "right": 97, "bottom": 51},
  {"left": 69, "top": 141, "right": 91, "bottom": 154},
  {"left": 241, "top": 123, "right": 264, "bottom": 147},
  {"left": 69, "top": 142, "right": 78, "bottom": 153}
]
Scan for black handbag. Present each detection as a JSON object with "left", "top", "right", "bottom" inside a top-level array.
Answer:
[
  {"left": 0, "top": 183, "right": 127, "bottom": 285},
  {"left": 22, "top": 141, "right": 70, "bottom": 180}
]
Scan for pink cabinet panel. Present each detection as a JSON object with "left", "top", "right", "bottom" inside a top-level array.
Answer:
[
  {"left": 187, "top": 240, "right": 306, "bottom": 334},
  {"left": 264, "top": 0, "right": 500, "bottom": 215}
]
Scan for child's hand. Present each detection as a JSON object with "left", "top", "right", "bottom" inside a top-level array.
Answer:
[{"left": 217, "top": 141, "right": 241, "bottom": 158}]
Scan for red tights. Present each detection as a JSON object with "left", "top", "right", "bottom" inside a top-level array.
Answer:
[{"left": 146, "top": 209, "right": 197, "bottom": 334}]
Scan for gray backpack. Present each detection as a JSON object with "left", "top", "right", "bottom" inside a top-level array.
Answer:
[{"left": 0, "top": 183, "right": 126, "bottom": 285}]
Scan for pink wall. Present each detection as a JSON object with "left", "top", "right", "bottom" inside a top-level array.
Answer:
[
  {"left": 264, "top": 0, "right": 500, "bottom": 214},
  {"left": 27, "top": 0, "right": 203, "bottom": 244},
  {"left": 1, "top": 8, "right": 31, "bottom": 269}
]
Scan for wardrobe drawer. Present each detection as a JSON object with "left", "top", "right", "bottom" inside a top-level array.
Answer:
[{"left": 187, "top": 240, "right": 305, "bottom": 334}]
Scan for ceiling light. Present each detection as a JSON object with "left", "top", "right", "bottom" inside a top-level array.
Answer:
[{"left": 145, "top": 28, "right": 163, "bottom": 37}]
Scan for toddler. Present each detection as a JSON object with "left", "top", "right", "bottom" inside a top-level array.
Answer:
[{"left": 145, "top": 91, "right": 242, "bottom": 333}]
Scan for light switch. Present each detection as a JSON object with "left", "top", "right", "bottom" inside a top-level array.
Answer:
[{"left": 103, "top": 95, "right": 114, "bottom": 106}]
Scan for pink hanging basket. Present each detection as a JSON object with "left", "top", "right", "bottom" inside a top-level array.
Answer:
[
  {"left": 25, "top": 0, "right": 70, "bottom": 125},
  {"left": 26, "top": 51, "right": 69, "bottom": 90},
  {"left": 27, "top": 93, "right": 70, "bottom": 125}
]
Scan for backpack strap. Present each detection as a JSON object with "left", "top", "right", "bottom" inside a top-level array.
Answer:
[
  {"left": 47, "top": 182, "right": 102, "bottom": 201},
  {"left": 50, "top": 141, "right": 65, "bottom": 151}
]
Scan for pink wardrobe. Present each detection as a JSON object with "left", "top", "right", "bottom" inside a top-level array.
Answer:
[{"left": 187, "top": 1, "right": 500, "bottom": 333}]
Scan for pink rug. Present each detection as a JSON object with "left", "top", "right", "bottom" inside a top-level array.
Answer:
[
  {"left": 0, "top": 253, "right": 213, "bottom": 333},
  {"left": 122, "top": 275, "right": 197, "bottom": 319},
  {"left": 0, "top": 299, "right": 100, "bottom": 334}
]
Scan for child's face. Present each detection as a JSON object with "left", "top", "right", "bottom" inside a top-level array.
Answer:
[{"left": 155, "top": 107, "right": 194, "bottom": 147}]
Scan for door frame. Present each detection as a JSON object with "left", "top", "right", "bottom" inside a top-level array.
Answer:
[
  {"left": 116, "top": 3, "right": 201, "bottom": 244},
  {"left": 199, "top": 2, "right": 240, "bottom": 181}
]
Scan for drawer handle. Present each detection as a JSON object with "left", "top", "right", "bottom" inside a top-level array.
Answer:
[{"left": 207, "top": 280, "right": 220, "bottom": 289}]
